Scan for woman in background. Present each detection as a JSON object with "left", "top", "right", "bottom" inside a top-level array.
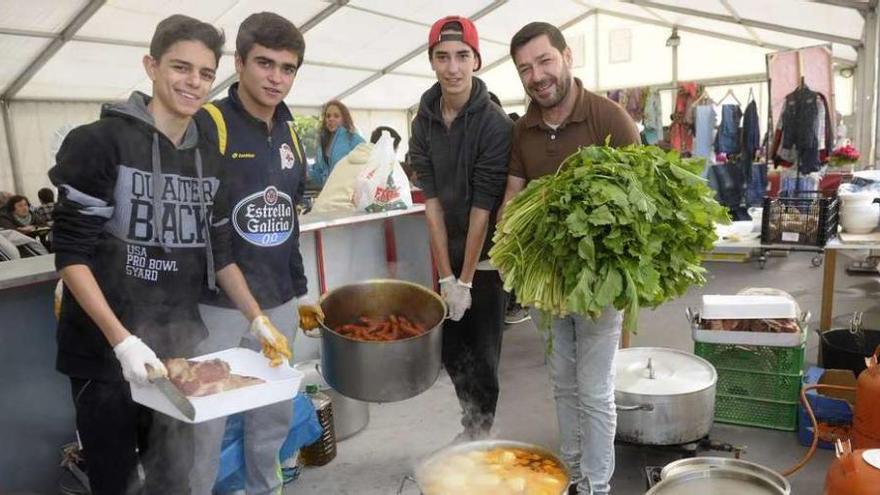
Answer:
[
  {"left": 311, "top": 99, "right": 364, "bottom": 187},
  {"left": 0, "top": 195, "right": 47, "bottom": 235}
]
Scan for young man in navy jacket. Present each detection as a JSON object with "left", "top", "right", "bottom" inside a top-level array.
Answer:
[{"left": 192, "top": 13, "right": 322, "bottom": 495}]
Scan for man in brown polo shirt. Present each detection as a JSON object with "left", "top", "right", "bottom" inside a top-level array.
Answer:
[{"left": 500, "top": 22, "right": 639, "bottom": 495}]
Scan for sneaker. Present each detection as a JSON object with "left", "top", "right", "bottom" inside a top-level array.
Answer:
[{"left": 505, "top": 305, "right": 531, "bottom": 325}]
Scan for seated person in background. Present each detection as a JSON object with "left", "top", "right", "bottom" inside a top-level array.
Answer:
[
  {"left": 0, "top": 228, "right": 48, "bottom": 258},
  {"left": 0, "top": 195, "right": 47, "bottom": 235},
  {"left": 309, "top": 126, "right": 402, "bottom": 214},
  {"left": 34, "top": 187, "right": 56, "bottom": 224},
  {"left": 310, "top": 99, "right": 364, "bottom": 187}
]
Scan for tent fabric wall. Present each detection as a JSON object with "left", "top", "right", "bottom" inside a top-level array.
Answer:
[
  {"left": 0, "top": 107, "right": 14, "bottom": 193},
  {"left": 0, "top": 1, "right": 875, "bottom": 195},
  {"left": 7, "top": 101, "right": 101, "bottom": 200}
]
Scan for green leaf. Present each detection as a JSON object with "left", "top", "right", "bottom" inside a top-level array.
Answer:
[
  {"left": 588, "top": 205, "right": 615, "bottom": 225},
  {"left": 593, "top": 267, "right": 622, "bottom": 308}
]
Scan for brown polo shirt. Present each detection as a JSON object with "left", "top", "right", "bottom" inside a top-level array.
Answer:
[{"left": 510, "top": 78, "right": 641, "bottom": 181}]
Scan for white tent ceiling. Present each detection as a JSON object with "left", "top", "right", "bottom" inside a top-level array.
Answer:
[{"left": 0, "top": 0, "right": 872, "bottom": 110}]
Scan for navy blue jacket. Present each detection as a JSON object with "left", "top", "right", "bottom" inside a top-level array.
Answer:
[{"left": 197, "top": 84, "right": 308, "bottom": 309}]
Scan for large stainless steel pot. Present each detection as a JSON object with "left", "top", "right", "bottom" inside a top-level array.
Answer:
[
  {"left": 649, "top": 457, "right": 789, "bottom": 494},
  {"left": 661, "top": 457, "right": 790, "bottom": 494},
  {"left": 615, "top": 347, "right": 717, "bottom": 445},
  {"left": 316, "top": 279, "right": 445, "bottom": 403},
  {"left": 402, "top": 440, "right": 574, "bottom": 495},
  {"left": 294, "top": 360, "right": 370, "bottom": 441}
]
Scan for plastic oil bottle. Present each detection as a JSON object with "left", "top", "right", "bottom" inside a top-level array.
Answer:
[{"left": 300, "top": 384, "right": 337, "bottom": 466}]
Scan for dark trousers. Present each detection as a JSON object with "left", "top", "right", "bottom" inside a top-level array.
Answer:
[
  {"left": 441, "top": 270, "right": 507, "bottom": 434},
  {"left": 70, "top": 377, "right": 194, "bottom": 495}
]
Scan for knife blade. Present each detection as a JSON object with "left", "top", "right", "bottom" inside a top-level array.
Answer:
[{"left": 147, "top": 367, "right": 196, "bottom": 421}]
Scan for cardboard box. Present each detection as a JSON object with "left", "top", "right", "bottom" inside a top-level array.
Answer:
[{"left": 797, "top": 367, "right": 857, "bottom": 449}]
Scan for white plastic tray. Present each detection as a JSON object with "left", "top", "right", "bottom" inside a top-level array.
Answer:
[
  {"left": 701, "top": 295, "right": 798, "bottom": 319},
  {"left": 131, "top": 348, "right": 303, "bottom": 423}
]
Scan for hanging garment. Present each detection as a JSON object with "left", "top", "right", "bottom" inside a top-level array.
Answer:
[
  {"left": 740, "top": 100, "right": 761, "bottom": 161},
  {"left": 715, "top": 104, "right": 742, "bottom": 154},
  {"left": 774, "top": 85, "right": 820, "bottom": 174},
  {"left": 693, "top": 104, "right": 716, "bottom": 167},
  {"left": 643, "top": 90, "right": 664, "bottom": 145},
  {"left": 625, "top": 87, "right": 646, "bottom": 122},
  {"left": 670, "top": 83, "right": 699, "bottom": 153}
]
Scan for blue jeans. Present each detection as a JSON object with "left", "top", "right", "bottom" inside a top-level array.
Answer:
[{"left": 530, "top": 308, "right": 622, "bottom": 495}]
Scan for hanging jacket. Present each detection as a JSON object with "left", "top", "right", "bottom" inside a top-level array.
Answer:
[
  {"left": 740, "top": 100, "right": 761, "bottom": 161},
  {"left": 643, "top": 90, "right": 664, "bottom": 145},
  {"left": 196, "top": 83, "right": 309, "bottom": 310},
  {"left": 311, "top": 126, "right": 365, "bottom": 187},
  {"left": 714, "top": 104, "right": 742, "bottom": 154},
  {"left": 409, "top": 77, "right": 512, "bottom": 273},
  {"left": 772, "top": 86, "right": 833, "bottom": 174},
  {"left": 670, "top": 82, "right": 699, "bottom": 153},
  {"left": 49, "top": 92, "right": 219, "bottom": 381}
]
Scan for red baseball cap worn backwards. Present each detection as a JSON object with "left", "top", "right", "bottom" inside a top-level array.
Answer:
[{"left": 428, "top": 15, "right": 481, "bottom": 70}]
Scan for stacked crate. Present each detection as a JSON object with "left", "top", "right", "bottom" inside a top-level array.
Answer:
[
  {"left": 693, "top": 295, "right": 806, "bottom": 431},
  {"left": 695, "top": 341, "right": 805, "bottom": 430}
]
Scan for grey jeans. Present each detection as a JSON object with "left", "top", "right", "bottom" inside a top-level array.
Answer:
[
  {"left": 530, "top": 308, "right": 622, "bottom": 495},
  {"left": 190, "top": 298, "right": 298, "bottom": 495}
]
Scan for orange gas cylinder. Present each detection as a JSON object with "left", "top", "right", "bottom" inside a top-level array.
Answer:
[
  {"left": 854, "top": 346, "right": 880, "bottom": 449},
  {"left": 824, "top": 441, "right": 880, "bottom": 495}
]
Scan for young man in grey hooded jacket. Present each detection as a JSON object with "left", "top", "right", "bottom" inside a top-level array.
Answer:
[{"left": 409, "top": 15, "right": 512, "bottom": 441}]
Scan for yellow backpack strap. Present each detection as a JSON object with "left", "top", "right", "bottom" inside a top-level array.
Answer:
[
  {"left": 286, "top": 121, "right": 305, "bottom": 164},
  {"left": 202, "top": 103, "right": 228, "bottom": 155}
]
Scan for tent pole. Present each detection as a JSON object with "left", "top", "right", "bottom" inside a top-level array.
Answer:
[
  {"left": 593, "top": 13, "right": 600, "bottom": 89},
  {"left": 856, "top": 9, "right": 878, "bottom": 167},
  {"left": 1, "top": 100, "right": 22, "bottom": 194}
]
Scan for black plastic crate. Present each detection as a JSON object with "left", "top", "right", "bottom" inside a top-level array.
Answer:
[{"left": 760, "top": 191, "right": 838, "bottom": 246}]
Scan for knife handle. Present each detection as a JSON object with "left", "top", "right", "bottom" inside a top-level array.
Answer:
[{"left": 145, "top": 363, "right": 166, "bottom": 381}]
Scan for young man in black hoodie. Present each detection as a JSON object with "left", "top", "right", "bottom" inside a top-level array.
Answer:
[
  {"left": 50, "top": 15, "right": 289, "bottom": 495},
  {"left": 410, "top": 15, "right": 512, "bottom": 441},
  {"left": 192, "top": 13, "right": 322, "bottom": 495}
]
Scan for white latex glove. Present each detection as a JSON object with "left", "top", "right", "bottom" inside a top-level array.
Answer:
[
  {"left": 442, "top": 278, "right": 472, "bottom": 321},
  {"left": 113, "top": 335, "right": 166, "bottom": 385}
]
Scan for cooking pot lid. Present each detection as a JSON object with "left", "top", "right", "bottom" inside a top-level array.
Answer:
[
  {"left": 661, "top": 457, "right": 790, "bottom": 493},
  {"left": 615, "top": 347, "right": 716, "bottom": 395},
  {"left": 864, "top": 450, "right": 880, "bottom": 470},
  {"left": 647, "top": 466, "right": 785, "bottom": 495}
]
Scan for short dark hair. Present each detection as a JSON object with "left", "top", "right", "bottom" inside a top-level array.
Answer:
[
  {"left": 370, "top": 126, "right": 402, "bottom": 150},
  {"left": 6, "top": 195, "right": 29, "bottom": 213},
  {"left": 37, "top": 188, "right": 54, "bottom": 204},
  {"left": 150, "top": 14, "right": 225, "bottom": 65},
  {"left": 510, "top": 22, "right": 568, "bottom": 61},
  {"left": 237, "top": 12, "right": 305, "bottom": 64}
]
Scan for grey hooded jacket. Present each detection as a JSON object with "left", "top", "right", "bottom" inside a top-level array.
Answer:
[{"left": 409, "top": 77, "right": 512, "bottom": 273}]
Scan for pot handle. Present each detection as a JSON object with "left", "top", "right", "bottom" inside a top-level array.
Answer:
[
  {"left": 685, "top": 307, "right": 699, "bottom": 328},
  {"left": 302, "top": 321, "right": 326, "bottom": 339},
  {"left": 616, "top": 403, "right": 654, "bottom": 412},
  {"left": 397, "top": 474, "right": 417, "bottom": 494}
]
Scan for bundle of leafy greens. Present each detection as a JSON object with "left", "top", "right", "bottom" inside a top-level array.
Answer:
[{"left": 490, "top": 144, "right": 728, "bottom": 332}]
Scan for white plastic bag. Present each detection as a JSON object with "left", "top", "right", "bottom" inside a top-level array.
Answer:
[{"left": 353, "top": 132, "right": 413, "bottom": 212}]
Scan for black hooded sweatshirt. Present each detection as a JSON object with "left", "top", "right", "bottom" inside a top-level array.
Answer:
[
  {"left": 50, "top": 92, "right": 220, "bottom": 381},
  {"left": 409, "top": 77, "right": 512, "bottom": 273}
]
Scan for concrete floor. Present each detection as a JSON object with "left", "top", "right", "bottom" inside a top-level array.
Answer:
[{"left": 289, "top": 250, "right": 879, "bottom": 494}]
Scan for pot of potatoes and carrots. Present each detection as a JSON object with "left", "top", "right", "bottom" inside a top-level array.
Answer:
[
  {"left": 308, "top": 279, "right": 446, "bottom": 403},
  {"left": 401, "top": 440, "right": 572, "bottom": 495}
]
